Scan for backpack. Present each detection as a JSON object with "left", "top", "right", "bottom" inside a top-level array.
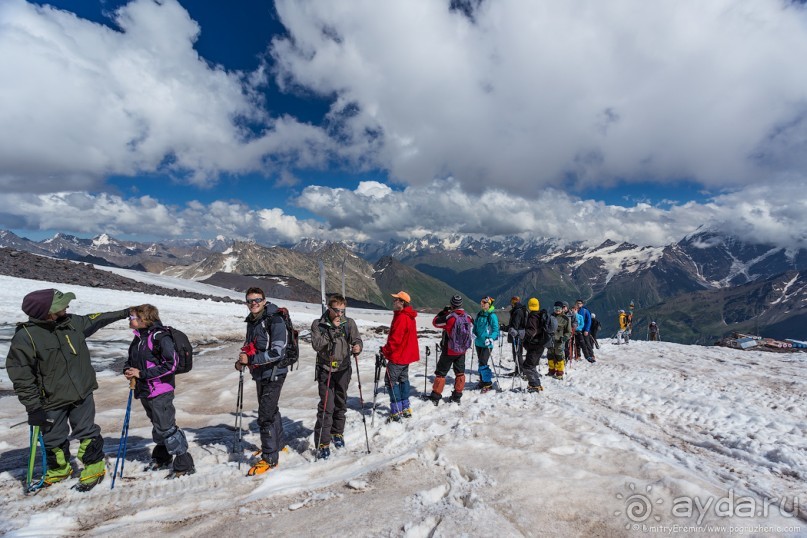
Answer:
[
  {"left": 150, "top": 326, "right": 193, "bottom": 375},
  {"left": 265, "top": 307, "right": 300, "bottom": 369},
  {"left": 447, "top": 312, "right": 473, "bottom": 354},
  {"left": 525, "top": 309, "right": 556, "bottom": 347}
]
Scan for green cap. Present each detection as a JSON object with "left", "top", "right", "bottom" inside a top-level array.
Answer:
[{"left": 49, "top": 290, "right": 76, "bottom": 313}]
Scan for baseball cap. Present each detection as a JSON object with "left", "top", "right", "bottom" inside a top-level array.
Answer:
[{"left": 391, "top": 291, "right": 411, "bottom": 303}]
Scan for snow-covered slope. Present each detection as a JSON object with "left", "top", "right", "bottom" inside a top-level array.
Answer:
[{"left": 0, "top": 275, "right": 805, "bottom": 536}]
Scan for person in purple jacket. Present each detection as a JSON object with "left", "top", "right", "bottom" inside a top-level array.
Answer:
[{"left": 124, "top": 304, "right": 195, "bottom": 478}]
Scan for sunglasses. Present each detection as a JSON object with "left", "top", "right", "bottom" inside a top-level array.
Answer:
[
  {"left": 245, "top": 298, "right": 264, "bottom": 305},
  {"left": 128, "top": 315, "right": 140, "bottom": 320},
  {"left": 331, "top": 307, "right": 346, "bottom": 314}
]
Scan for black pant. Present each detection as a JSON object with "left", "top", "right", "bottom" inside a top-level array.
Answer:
[
  {"left": 523, "top": 344, "right": 546, "bottom": 387},
  {"left": 314, "top": 366, "right": 351, "bottom": 447},
  {"left": 256, "top": 374, "right": 286, "bottom": 465},
  {"left": 576, "top": 332, "right": 594, "bottom": 360}
]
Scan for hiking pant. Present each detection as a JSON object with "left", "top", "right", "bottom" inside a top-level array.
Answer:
[
  {"left": 547, "top": 345, "right": 566, "bottom": 375},
  {"left": 431, "top": 350, "right": 466, "bottom": 397},
  {"left": 43, "top": 394, "right": 103, "bottom": 470},
  {"left": 256, "top": 374, "right": 287, "bottom": 465},
  {"left": 475, "top": 346, "right": 493, "bottom": 384},
  {"left": 314, "top": 366, "right": 351, "bottom": 447},
  {"left": 385, "top": 362, "right": 411, "bottom": 415},
  {"left": 141, "top": 391, "right": 194, "bottom": 472},
  {"left": 649, "top": 333, "right": 658, "bottom": 341},
  {"left": 616, "top": 329, "right": 629, "bottom": 344},
  {"left": 523, "top": 344, "right": 546, "bottom": 387},
  {"left": 576, "top": 331, "right": 595, "bottom": 360}
]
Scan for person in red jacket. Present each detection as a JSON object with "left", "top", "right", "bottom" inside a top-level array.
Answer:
[{"left": 380, "top": 291, "right": 420, "bottom": 421}]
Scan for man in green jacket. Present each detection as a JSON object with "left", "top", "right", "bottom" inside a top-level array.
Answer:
[{"left": 5, "top": 289, "right": 129, "bottom": 491}]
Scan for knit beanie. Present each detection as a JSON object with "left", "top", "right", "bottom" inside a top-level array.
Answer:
[
  {"left": 527, "top": 298, "right": 540, "bottom": 311},
  {"left": 450, "top": 295, "right": 463, "bottom": 308},
  {"left": 22, "top": 289, "right": 55, "bottom": 320}
]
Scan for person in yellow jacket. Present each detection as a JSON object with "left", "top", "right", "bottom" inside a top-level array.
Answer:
[
  {"left": 547, "top": 302, "right": 572, "bottom": 379},
  {"left": 615, "top": 310, "right": 630, "bottom": 345}
]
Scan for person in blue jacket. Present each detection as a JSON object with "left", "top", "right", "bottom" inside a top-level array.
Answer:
[
  {"left": 473, "top": 296, "right": 500, "bottom": 392},
  {"left": 574, "top": 299, "right": 596, "bottom": 363}
]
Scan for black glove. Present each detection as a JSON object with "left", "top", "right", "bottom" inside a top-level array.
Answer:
[
  {"left": 27, "top": 408, "right": 52, "bottom": 432},
  {"left": 376, "top": 353, "right": 387, "bottom": 367}
]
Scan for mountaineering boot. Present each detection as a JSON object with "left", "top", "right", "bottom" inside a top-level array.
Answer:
[
  {"left": 145, "top": 459, "right": 172, "bottom": 472},
  {"left": 44, "top": 445, "right": 73, "bottom": 486},
  {"left": 586, "top": 357, "right": 596, "bottom": 363},
  {"left": 317, "top": 444, "right": 331, "bottom": 460},
  {"left": 527, "top": 385, "right": 544, "bottom": 393},
  {"left": 478, "top": 381, "right": 493, "bottom": 393},
  {"left": 428, "top": 391, "right": 441, "bottom": 407},
  {"left": 402, "top": 407, "right": 413, "bottom": 418},
  {"left": 247, "top": 459, "right": 278, "bottom": 476},
  {"left": 387, "top": 412, "right": 402, "bottom": 423},
  {"left": 165, "top": 467, "right": 196, "bottom": 480},
  {"left": 75, "top": 461, "right": 106, "bottom": 492},
  {"left": 332, "top": 434, "right": 345, "bottom": 449},
  {"left": 547, "top": 369, "right": 557, "bottom": 377},
  {"left": 449, "top": 391, "right": 462, "bottom": 405}
]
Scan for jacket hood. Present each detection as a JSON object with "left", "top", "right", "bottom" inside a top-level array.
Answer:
[{"left": 396, "top": 305, "right": 418, "bottom": 319}]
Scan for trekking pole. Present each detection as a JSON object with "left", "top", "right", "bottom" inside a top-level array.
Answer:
[
  {"left": 510, "top": 336, "right": 520, "bottom": 391},
  {"left": 371, "top": 352, "right": 383, "bottom": 427},
  {"left": 353, "top": 353, "right": 371, "bottom": 454},
  {"left": 315, "top": 366, "right": 333, "bottom": 461},
  {"left": 498, "top": 334, "right": 504, "bottom": 369},
  {"left": 491, "top": 344, "right": 503, "bottom": 392},
  {"left": 469, "top": 346, "right": 476, "bottom": 385},
  {"left": 25, "top": 425, "right": 47, "bottom": 494},
  {"left": 233, "top": 367, "right": 245, "bottom": 469},
  {"left": 423, "top": 345, "right": 431, "bottom": 395},
  {"left": 111, "top": 377, "right": 135, "bottom": 489}
]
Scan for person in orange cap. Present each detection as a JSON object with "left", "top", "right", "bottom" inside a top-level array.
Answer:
[{"left": 380, "top": 291, "right": 419, "bottom": 420}]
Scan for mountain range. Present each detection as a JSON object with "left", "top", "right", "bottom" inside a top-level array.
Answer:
[{"left": 1, "top": 228, "right": 805, "bottom": 343}]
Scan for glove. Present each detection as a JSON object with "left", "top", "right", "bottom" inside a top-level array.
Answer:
[
  {"left": 508, "top": 328, "right": 517, "bottom": 339},
  {"left": 27, "top": 408, "right": 51, "bottom": 432},
  {"left": 376, "top": 353, "right": 387, "bottom": 367},
  {"left": 485, "top": 338, "right": 492, "bottom": 347},
  {"left": 240, "top": 342, "right": 258, "bottom": 357}
]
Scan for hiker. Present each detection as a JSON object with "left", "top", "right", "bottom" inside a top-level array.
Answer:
[
  {"left": 505, "top": 296, "right": 527, "bottom": 376},
  {"left": 310, "top": 294, "right": 363, "bottom": 458},
  {"left": 648, "top": 321, "right": 660, "bottom": 341},
  {"left": 547, "top": 301, "right": 573, "bottom": 379},
  {"left": 616, "top": 310, "right": 630, "bottom": 345},
  {"left": 379, "top": 291, "right": 419, "bottom": 421},
  {"left": 575, "top": 299, "right": 596, "bottom": 363},
  {"left": 522, "top": 298, "right": 553, "bottom": 392},
  {"left": 428, "top": 295, "right": 473, "bottom": 406},
  {"left": 235, "top": 287, "right": 290, "bottom": 476},
  {"left": 625, "top": 308, "right": 634, "bottom": 341},
  {"left": 5, "top": 289, "right": 129, "bottom": 491},
  {"left": 124, "top": 304, "right": 195, "bottom": 478},
  {"left": 473, "top": 296, "right": 500, "bottom": 393},
  {"left": 590, "top": 312, "right": 601, "bottom": 349}
]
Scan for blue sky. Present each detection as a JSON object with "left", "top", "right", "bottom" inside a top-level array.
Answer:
[{"left": 1, "top": 0, "right": 806, "bottom": 249}]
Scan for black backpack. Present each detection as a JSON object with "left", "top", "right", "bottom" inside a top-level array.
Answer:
[
  {"left": 149, "top": 326, "right": 193, "bottom": 375},
  {"left": 265, "top": 307, "right": 300, "bottom": 370},
  {"left": 525, "top": 309, "right": 556, "bottom": 347}
]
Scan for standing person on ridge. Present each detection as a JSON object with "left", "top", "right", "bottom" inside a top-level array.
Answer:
[
  {"left": 522, "top": 298, "right": 553, "bottom": 393},
  {"left": 310, "top": 294, "right": 362, "bottom": 459},
  {"left": 235, "top": 287, "right": 290, "bottom": 476},
  {"left": 380, "top": 291, "right": 419, "bottom": 421},
  {"left": 473, "top": 296, "right": 500, "bottom": 393},
  {"left": 505, "top": 296, "right": 527, "bottom": 376},
  {"left": 124, "top": 304, "right": 195, "bottom": 478},
  {"left": 648, "top": 321, "right": 660, "bottom": 341},
  {"left": 428, "top": 295, "right": 473, "bottom": 406},
  {"left": 616, "top": 310, "right": 629, "bottom": 345},
  {"left": 5, "top": 289, "right": 129, "bottom": 491},
  {"left": 575, "top": 299, "right": 596, "bottom": 363},
  {"left": 547, "top": 301, "right": 573, "bottom": 379},
  {"left": 590, "top": 312, "right": 601, "bottom": 349}
]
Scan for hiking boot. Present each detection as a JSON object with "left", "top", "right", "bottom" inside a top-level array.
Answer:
[
  {"left": 333, "top": 434, "right": 345, "bottom": 448},
  {"left": 547, "top": 369, "right": 556, "bottom": 377},
  {"left": 144, "top": 459, "right": 173, "bottom": 472},
  {"left": 527, "top": 385, "right": 544, "bottom": 393},
  {"left": 552, "top": 372, "right": 564, "bottom": 380},
  {"left": 478, "top": 382, "right": 493, "bottom": 393},
  {"left": 387, "top": 412, "right": 402, "bottom": 423},
  {"left": 402, "top": 408, "right": 413, "bottom": 418},
  {"left": 247, "top": 459, "right": 278, "bottom": 476},
  {"left": 449, "top": 391, "right": 462, "bottom": 405},
  {"left": 586, "top": 357, "right": 596, "bottom": 363},
  {"left": 428, "top": 392, "right": 441, "bottom": 407},
  {"left": 74, "top": 467, "right": 105, "bottom": 492},
  {"left": 316, "top": 445, "right": 331, "bottom": 460},
  {"left": 165, "top": 467, "right": 196, "bottom": 480}
]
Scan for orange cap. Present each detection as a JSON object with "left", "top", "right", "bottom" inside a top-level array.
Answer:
[{"left": 391, "top": 291, "right": 411, "bottom": 303}]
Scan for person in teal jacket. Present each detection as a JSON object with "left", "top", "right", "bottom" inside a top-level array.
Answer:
[{"left": 473, "top": 296, "right": 500, "bottom": 392}]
